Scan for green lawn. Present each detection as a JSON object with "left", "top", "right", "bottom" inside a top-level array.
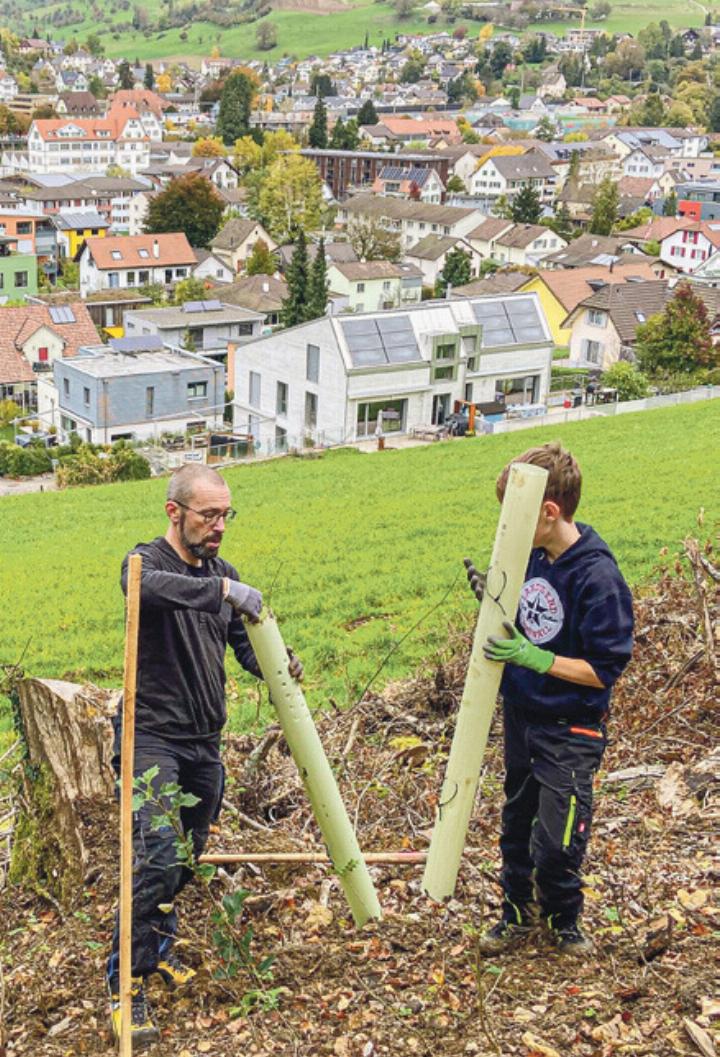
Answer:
[
  {"left": 16, "top": 0, "right": 707, "bottom": 62},
  {"left": 1, "top": 400, "right": 718, "bottom": 735}
]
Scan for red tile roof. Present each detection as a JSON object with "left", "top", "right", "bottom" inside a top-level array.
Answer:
[
  {"left": 0, "top": 301, "right": 99, "bottom": 384},
  {"left": 84, "top": 233, "right": 196, "bottom": 270},
  {"left": 32, "top": 113, "right": 149, "bottom": 142}
]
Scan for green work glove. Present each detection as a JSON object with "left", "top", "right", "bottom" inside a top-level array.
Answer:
[{"left": 484, "top": 621, "right": 555, "bottom": 674}]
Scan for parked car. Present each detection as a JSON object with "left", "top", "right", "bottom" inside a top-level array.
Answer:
[{"left": 14, "top": 431, "right": 57, "bottom": 448}]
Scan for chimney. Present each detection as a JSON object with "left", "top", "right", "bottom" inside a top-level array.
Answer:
[
  {"left": 152, "top": 238, "right": 159, "bottom": 259},
  {"left": 262, "top": 281, "right": 269, "bottom": 293}
]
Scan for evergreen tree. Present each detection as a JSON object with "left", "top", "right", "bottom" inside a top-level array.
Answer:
[
  {"left": 308, "top": 96, "right": 328, "bottom": 149},
  {"left": 435, "top": 247, "right": 472, "bottom": 296},
  {"left": 280, "top": 229, "right": 310, "bottom": 327},
  {"left": 663, "top": 189, "right": 678, "bottom": 217},
  {"left": 307, "top": 238, "right": 328, "bottom": 319},
  {"left": 590, "top": 175, "right": 619, "bottom": 236},
  {"left": 708, "top": 95, "right": 720, "bottom": 133},
  {"left": 118, "top": 60, "right": 134, "bottom": 90},
  {"left": 548, "top": 202, "right": 574, "bottom": 242},
  {"left": 511, "top": 183, "right": 543, "bottom": 224},
  {"left": 330, "top": 116, "right": 347, "bottom": 148},
  {"left": 640, "top": 91, "right": 664, "bottom": 126},
  {"left": 357, "top": 98, "right": 378, "bottom": 125},
  {"left": 144, "top": 63, "right": 155, "bottom": 90},
  {"left": 216, "top": 71, "right": 255, "bottom": 146},
  {"left": 534, "top": 115, "right": 556, "bottom": 142},
  {"left": 635, "top": 283, "right": 718, "bottom": 375}
]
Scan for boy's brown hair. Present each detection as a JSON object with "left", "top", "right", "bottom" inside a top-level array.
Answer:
[{"left": 496, "top": 441, "right": 582, "bottom": 518}]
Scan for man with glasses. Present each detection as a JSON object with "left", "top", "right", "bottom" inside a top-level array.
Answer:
[{"left": 107, "top": 463, "right": 303, "bottom": 1047}]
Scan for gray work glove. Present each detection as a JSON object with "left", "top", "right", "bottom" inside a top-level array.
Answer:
[
  {"left": 286, "top": 647, "right": 304, "bottom": 682},
  {"left": 463, "top": 557, "right": 486, "bottom": 604},
  {"left": 225, "top": 579, "right": 263, "bottom": 623}
]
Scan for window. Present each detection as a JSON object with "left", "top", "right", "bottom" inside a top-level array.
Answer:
[
  {"left": 145, "top": 386, "right": 154, "bottom": 416},
  {"left": 138, "top": 248, "right": 149, "bottom": 259},
  {"left": 63, "top": 377, "right": 70, "bottom": 397},
  {"left": 126, "top": 271, "right": 135, "bottom": 286},
  {"left": 435, "top": 341, "right": 456, "bottom": 360},
  {"left": 356, "top": 282, "right": 365, "bottom": 293},
  {"left": 275, "top": 425, "right": 287, "bottom": 451},
  {"left": 304, "top": 391, "right": 318, "bottom": 430},
  {"left": 248, "top": 414, "right": 259, "bottom": 439},
  {"left": 249, "top": 370, "right": 261, "bottom": 408},
  {"left": 38, "top": 347, "right": 48, "bottom": 362},
  {"left": 187, "top": 381, "right": 208, "bottom": 399},
  {"left": 164, "top": 269, "right": 173, "bottom": 284},
  {"left": 14, "top": 271, "right": 28, "bottom": 288},
  {"left": 587, "top": 309, "right": 607, "bottom": 327},
  {"left": 17, "top": 221, "right": 32, "bottom": 235},
  {"left": 583, "top": 339, "right": 602, "bottom": 365},
  {"left": 356, "top": 399, "right": 406, "bottom": 437},
  {"left": 111, "top": 250, "right": 122, "bottom": 260},
  {"left": 433, "top": 365, "right": 454, "bottom": 381},
  {"left": 108, "top": 272, "right": 119, "bottom": 288},
  {"left": 138, "top": 270, "right": 149, "bottom": 284},
  {"left": 83, "top": 386, "right": 90, "bottom": 406},
  {"left": 464, "top": 382, "right": 473, "bottom": 403},
  {"left": 467, "top": 356, "right": 477, "bottom": 372},
  {"left": 306, "top": 344, "right": 319, "bottom": 384},
  {"left": 382, "top": 280, "right": 391, "bottom": 292},
  {"left": 276, "top": 381, "right": 288, "bottom": 416}
]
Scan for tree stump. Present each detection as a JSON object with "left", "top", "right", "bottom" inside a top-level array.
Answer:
[{"left": 11, "top": 678, "right": 117, "bottom": 902}]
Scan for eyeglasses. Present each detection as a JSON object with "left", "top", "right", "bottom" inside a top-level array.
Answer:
[{"left": 174, "top": 501, "right": 237, "bottom": 525}]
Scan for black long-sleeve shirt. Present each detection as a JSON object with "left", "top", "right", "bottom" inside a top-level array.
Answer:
[{"left": 121, "top": 537, "right": 261, "bottom": 740}]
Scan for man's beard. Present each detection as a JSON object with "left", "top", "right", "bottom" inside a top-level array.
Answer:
[{"left": 179, "top": 513, "right": 222, "bottom": 560}]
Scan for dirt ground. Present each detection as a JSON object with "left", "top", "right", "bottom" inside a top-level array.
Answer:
[{"left": 1, "top": 555, "right": 718, "bottom": 1057}]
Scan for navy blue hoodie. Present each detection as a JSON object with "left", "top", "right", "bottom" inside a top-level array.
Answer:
[{"left": 501, "top": 523, "right": 634, "bottom": 722}]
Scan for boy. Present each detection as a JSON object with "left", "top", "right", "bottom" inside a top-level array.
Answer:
[{"left": 465, "top": 442, "right": 633, "bottom": 956}]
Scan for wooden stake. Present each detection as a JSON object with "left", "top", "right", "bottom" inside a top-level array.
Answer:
[
  {"left": 422, "top": 462, "right": 548, "bottom": 902},
  {"left": 119, "top": 554, "right": 142, "bottom": 1057},
  {"left": 199, "top": 851, "right": 428, "bottom": 865}
]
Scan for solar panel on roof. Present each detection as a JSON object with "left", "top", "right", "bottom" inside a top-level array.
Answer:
[
  {"left": 201, "top": 300, "right": 223, "bottom": 311},
  {"left": 49, "top": 305, "right": 76, "bottom": 324},
  {"left": 182, "top": 300, "right": 205, "bottom": 313}
]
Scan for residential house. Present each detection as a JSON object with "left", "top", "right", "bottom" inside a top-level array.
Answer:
[
  {"left": 520, "top": 262, "right": 665, "bottom": 346},
  {"left": 276, "top": 241, "right": 357, "bottom": 273},
  {"left": 231, "top": 292, "right": 553, "bottom": 451},
  {"left": 405, "top": 234, "right": 481, "bottom": 288},
  {"left": 561, "top": 279, "right": 720, "bottom": 369},
  {"left": 123, "top": 299, "right": 265, "bottom": 368},
  {"left": 20, "top": 177, "right": 151, "bottom": 233},
  {"left": 56, "top": 91, "right": 101, "bottom": 117},
  {"left": 359, "top": 117, "right": 462, "bottom": 148},
  {"left": 541, "top": 233, "right": 651, "bottom": 269},
  {"left": 211, "top": 274, "right": 290, "bottom": 328},
  {"left": 468, "top": 151, "right": 556, "bottom": 209},
  {"left": 27, "top": 114, "right": 151, "bottom": 176},
  {"left": 337, "top": 194, "right": 480, "bottom": 252},
  {"left": 209, "top": 219, "right": 277, "bottom": 275},
  {"left": 620, "top": 217, "right": 720, "bottom": 275},
  {"left": 0, "top": 71, "right": 18, "bottom": 103},
  {"left": 538, "top": 65, "right": 566, "bottom": 100},
  {"left": 108, "top": 89, "right": 170, "bottom": 141},
  {"left": 192, "top": 250, "right": 235, "bottom": 285},
  {"left": 492, "top": 224, "right": 567, "bottom": 268},
  {"left": 0, "top": 300, "right": 98, "bottom": 407},
  {"left": 677, "top": 179, "right": 720, "bottom": 222},
  {"left": 78, "top": 232, "right": 196, "bottom": 296},
  {"left": 371, "top": 166, "right": 445, "bottom": 204},
  {"left": 49, "top": 345, "right": 225, "bottom": 444},
  {"left": 326, "top": 260, "right": 418, "bottom": 312},
  {"left": 30, "top": 288, "right": 154, "bottom": 339},
  {"left": 0, "top": 213, "right": 57, "bottom": 259},
  {"left": 0, "top": 235, "right": 38, "bottom": 302},
  {"left": 54, "top": 210, "right": 110, "bottom": 259},
  {"left": 452, "top": 272, "right": 529, "bottom": 298}
]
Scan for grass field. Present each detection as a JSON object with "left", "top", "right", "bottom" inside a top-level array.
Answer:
[
  {"left": 12, "top": 0, "right": 708, "bottom": 61},
  {"left": 1, "top": 400, "right": 718, "bottom": 746}
]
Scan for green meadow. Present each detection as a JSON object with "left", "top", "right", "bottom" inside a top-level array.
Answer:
[{"left": 1, "top": 399, "right": 718, "bottom": 745}]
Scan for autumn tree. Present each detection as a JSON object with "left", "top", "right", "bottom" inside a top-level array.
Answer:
[
  {"left": 257, "top": 154, "right": 325, "bottom": 242},
  {"left": 346, "top": 215, "right": 401, "bottom": 261},
  {"left": 217, "top": 70, "right": 255, "bottom": 145},
  {"left": 192, "top": 136, "right": 226, "bottom": 157},
  {"left": 589, "top": 176, "right": 618, "bottom": 236},
  {"left": 246, "top": 238, "right": 277, "bottom": 276},
  {"left": 145, "top": 173, "right": 225, "bottom": 248},
  {"left": 435, "top": 247, "right": 472, "bottom": 296},
  {"left": 635, "top": 284, "right": 718, "bottom": 376}
]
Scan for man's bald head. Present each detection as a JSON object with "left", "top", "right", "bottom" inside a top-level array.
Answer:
[{"left": 167, "top": 464, "right": 228, "bottom": 507}]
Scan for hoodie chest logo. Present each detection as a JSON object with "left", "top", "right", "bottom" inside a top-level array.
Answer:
[{"left": 519, "top": 577, "right": 564, "bottom": 645}]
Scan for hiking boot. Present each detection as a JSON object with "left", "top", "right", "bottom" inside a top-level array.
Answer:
[
  {"left": 155, "top": 951, "right": 196, "bottom": 990},
  {"left": 477, "top": 911, "right": 533, "bottom": 956},
  {"left": 550, "top": 920, "right": 595, "bottom": 957},
  {"left": 108, "top": 976, "right": 160, "bottom": 1049}
]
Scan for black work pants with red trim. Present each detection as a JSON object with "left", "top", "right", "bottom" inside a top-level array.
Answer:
[
  {"left": 499, "top": 702, "right": 606, "bottom": 927},
  {"left": 106, "top": 724, "right": 224, "bottom": 981}
]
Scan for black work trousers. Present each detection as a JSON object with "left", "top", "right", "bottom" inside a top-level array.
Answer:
[
  {"left": 107, "top": 726, "right": 224, "bottom": 981},
  {"left": 499, "top": 702, "right": 606, "bottom": 927}
]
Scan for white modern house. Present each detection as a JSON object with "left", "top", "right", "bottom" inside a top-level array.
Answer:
[{"left": 232, "top": 293, "right": 553, "bottom": 452}]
